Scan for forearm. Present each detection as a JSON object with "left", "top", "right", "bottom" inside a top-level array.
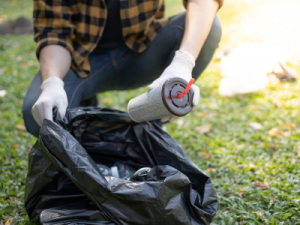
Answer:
[
  {"left": 180, "top": 0, "right": 219, "bottom": 58},
  {"left": 39, "top": 45, "right": 71, "bottom": 82}
]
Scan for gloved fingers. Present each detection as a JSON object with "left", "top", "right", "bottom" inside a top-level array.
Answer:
[
  {"left": 32, "top": 101, "right": 46, "bottom": 126},
  {"left": 147, "top": 74, "right": 173, "bottom": 91},
  {"left": 56, "top": 99, "right": 68, "bottom": 119},
  {"left": 31, "top": 105, "right": 42, "bottom": 126},
  {"left": 191, "top": 84, "right": 200, "bottom": 106},
  {"left": 169, "top": 116, "right": 179, "bottom": 122},
  {"left": 160, "top": 117, "right": 170, "bottom": 122},
  {"left": 147, "top": 78, "right": 163, "bottom": 91},
  {"left": 160, "top": 116, "right": 178, "bottom": 123},
  {"left": 43, "top": 102, "right": 53, "bottom": 122}
]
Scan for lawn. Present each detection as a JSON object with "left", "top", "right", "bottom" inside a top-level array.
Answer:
[{"left": 1, "top": 0, "right": 300, "bottom": 224}]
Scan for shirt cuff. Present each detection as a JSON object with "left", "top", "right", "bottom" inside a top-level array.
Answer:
[
  {"left": 35, "top": 32, "right": 73, "bottom": 60},
  {"left": 183, "top": 0, "right": 224, "bottom": 9}
]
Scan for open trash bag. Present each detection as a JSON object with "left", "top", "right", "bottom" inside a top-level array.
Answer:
[{"left": 25, "top": 107, "right": 217, "bottom": 225}]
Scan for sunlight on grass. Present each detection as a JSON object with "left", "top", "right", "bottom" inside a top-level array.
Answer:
[{"left": 218, "top": 0, "right": 300, "bottom": 67}]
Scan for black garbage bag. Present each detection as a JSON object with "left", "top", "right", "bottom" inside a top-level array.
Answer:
[{"left": 25, "top": 107, "right": 217, "bottom": 225}]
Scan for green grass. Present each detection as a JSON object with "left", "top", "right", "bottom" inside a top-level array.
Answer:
[
  {"left": 0, "top": 0, "right": 32, "bottom": 22},
  {"left": 0, "top": 34, "right": 37, "bottom": 224},
  {"left": 1, "top": 0, "right": 300, "bottom": 224}
]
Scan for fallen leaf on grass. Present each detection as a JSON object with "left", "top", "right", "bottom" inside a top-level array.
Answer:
[
  {"left": 12, "top": 70, "right": 18, "bottom": 76},
  {"left": 287, "top": 123, "right": 296, "bottom": 128},
  {"left": 0, "top": 90, "right": 7, "bottom": 97},
  {"left": 254, "top": 181, "right": 268, "bottom": 189},
  {"left": 282, "top": 131, "right": 291, "bottom": 137},
  {"left": 271, "top": 199, "right": 279, "bottom": 203},
  {"left": 13, "top": 145, "right": 18, "bottom": 150},
  {"left": 198, "top": 152, "right": 212, "bottom": 158},
  {"left": 5, "top": 218, "right": 13, "bottom": 225},
  {"left": 236, "top": 189, "right": 247, "bottom": 196},
  {"left": 21, "top": 61, "right": 27, "bottom": 67},
  {"left": 196, "top": 124, "right": 211, "bottom": 134},
  {"left": 279, "top": 123, "right": 296, "bottom": 137},
  {"left": 268, "top": 124, "right": 295, "bottom": 138},
  {"left": 253, "top": 211, "right": 263, "bottom": 217},
  {"left": 249, "top": 122, "right": 264, "bottom": 130},
  {"left": 281, "top": 123, "right": 296, "bottom": 131},
  {"left": 197, "top": 112, "right": 210, "bottom": 118},
  {"left": 16, "top": 124, "right": 25, "bottom": 130},
  {"left": 10, "top": 196, "right": 17, "bottom": 201},
  {"left": 266, "top": 143, "right": 277, "bottom": 149},
  {"left": 273, "top": 99, "right": 282, "bottom": 108},
  {"left": 269, "top": 128, "right": 281, "bottom": 138},
  {"left": 103, "top": 98, "right": 112, "bottom": 104},
  {"left": 205, "top": 168, "right": 216, "bottom": 173}
]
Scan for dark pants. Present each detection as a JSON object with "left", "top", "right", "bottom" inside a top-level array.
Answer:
[{"left": 22, "top": 13, "right": 222, "bottom": 137}]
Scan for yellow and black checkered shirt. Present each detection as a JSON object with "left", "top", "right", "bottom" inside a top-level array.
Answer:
[{"left": 33, "top": 0, "right": 223, "bottom": 78}]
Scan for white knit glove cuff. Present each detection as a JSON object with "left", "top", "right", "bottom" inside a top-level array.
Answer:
[
  {"left": 174, "top": 50, "right": 196, "bottom": 71},
  {"left": 41, "top": 77, "right": 64, "bottom": 91}
]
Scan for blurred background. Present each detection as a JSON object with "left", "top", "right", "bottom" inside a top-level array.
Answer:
[{"left": 0, "top": 0, "right": 300, "bottom": 224}]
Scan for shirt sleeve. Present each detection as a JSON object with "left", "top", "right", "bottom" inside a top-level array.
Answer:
[
  {"left": 155, "top": 0, "right": 165, "bottom": 19},
  {"left": 33, "top": 0, "right": 75, "bottom": 59},
  {"left": 183, "top": 0, "right": 224, "bottom": 9}
]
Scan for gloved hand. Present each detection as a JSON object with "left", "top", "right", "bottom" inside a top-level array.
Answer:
[
  {"left": 31, "top": 77, "right": 68, "bottom": 126},
  {"left": 147, "top": 50, "right": 200, "bottom": 122}
]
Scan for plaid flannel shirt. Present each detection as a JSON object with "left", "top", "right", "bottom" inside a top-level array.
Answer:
[{"left": 34, "top": 0, "right": 223, "bottom": 78}]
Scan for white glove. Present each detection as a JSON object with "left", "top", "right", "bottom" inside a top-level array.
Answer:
[
  {"left": 147, "top": 50, "right": 200, "bottom": 122},
  {"left": 32, "top": 77, "right": 68, "bottom": 126}
]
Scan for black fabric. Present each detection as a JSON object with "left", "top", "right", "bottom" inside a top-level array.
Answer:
[
  {"left": 25, "top": 107, "right": 218, "bottom": 225},
  {"left": 96, "top": 0, "right": 124, "bottom": 50}
]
